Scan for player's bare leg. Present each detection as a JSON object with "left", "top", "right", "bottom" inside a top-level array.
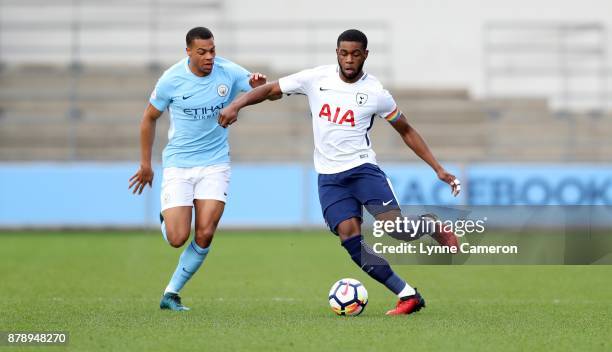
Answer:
[
  {"left": 336, "top": 217, "right": 361, "bottom": 242},
  {"left": 372, "top": 209, "right": 415, "bottom": 241},
  {"left": 336, "top": 217, "right": 425, "bottom": 316},
  {"left": 193, "top": 199, "right": 225, "bottom": 249},
  {"left": 159, "top": 206, "right": 194, "bottom": 311},
  {"left": 423, "top": 213, "right": 459, "bottom": 249},
  {"left": 161, "top": 206, "right": 192, "bottom": 248},
  {"left": 160, "top": 201, "right": 223, "bottom": 311}
]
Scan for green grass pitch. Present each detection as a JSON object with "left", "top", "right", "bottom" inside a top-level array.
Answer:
[{"left": 1, "top": 230, "right": 610, "bottom": 351}]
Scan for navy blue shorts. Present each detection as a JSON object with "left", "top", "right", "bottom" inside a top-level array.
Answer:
[{"left": 318, "top": 163, "right": 400, "bottom": 234}]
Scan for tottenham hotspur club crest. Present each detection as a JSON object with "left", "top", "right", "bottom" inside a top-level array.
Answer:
[
  {"left": 217, "top": 84, "right": 229, "bottom": 97},
  {"left": 356, "top": 92, "right": 368, "bottom": 106}
]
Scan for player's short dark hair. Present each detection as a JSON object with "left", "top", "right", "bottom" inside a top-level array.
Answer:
[
  {"left": 337, "top": 29, "right": 368, "bottom": 50},
  {"left": 186, "top": 27, "right": 214, "bottom": 46}
]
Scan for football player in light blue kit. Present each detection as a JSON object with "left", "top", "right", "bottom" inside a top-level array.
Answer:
[{"left": 129, "top": 27, "right": 270, "bottom": 311}]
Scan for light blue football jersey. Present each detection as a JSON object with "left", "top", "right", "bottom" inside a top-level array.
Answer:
[{"left": 149, "top": 56, "right": 251, "bottom": 168}]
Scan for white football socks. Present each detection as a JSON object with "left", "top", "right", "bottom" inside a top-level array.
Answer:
[{"left": 398, "top": 283, "right": 417, "bottom": 298}]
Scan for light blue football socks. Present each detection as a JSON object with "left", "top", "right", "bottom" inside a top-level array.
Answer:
[{"left": 164, "top": 240, "right": 210, "bottom": 294}]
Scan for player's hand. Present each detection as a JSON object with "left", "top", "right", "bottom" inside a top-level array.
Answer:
[
  {"left": 249, "top": 72, "right": 267, "bottom": 88},
  {"left": 129, "top": 164, "right": 154, "bottom": 195},
  {"left": 437, "top": 169, "right": 461, "bottom": 197},
  {"left": 218, "top": 105, "right": 239, "bottom": 128}
]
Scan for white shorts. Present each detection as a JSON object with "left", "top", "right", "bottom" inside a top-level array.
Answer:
[{"left": 161, "top": 163, "right": 231, "bottom": 211}]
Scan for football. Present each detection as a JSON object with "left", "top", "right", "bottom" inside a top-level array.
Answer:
[{"left": 328, "top": 278, "right": 368, "bottom": 316}]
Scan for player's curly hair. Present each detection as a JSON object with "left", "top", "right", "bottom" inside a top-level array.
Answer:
[
  {"left": 186, "top": 27, "right": 214, "bottom": 47},
  {"left": 337, "top": 29, "right": 368, "bottom": 50}
]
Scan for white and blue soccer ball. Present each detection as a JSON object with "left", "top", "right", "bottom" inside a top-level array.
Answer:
[{"left": 328, "top": 278, "right": 368, "bottom": 316}]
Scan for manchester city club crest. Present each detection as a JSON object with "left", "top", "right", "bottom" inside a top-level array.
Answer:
[
  {"left": 217, "top": 84, "right": 229, "bottom": 97},
  {"left": 356, "top": 92, "right": 368, "bottom": 106}
]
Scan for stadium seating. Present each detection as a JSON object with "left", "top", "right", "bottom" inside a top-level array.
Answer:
[{"left": 1, "top": 65, "right": 611, "bottom": 162}]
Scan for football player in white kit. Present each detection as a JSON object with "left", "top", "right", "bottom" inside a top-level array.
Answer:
[{"left": 219, "top": 29, "right": 460, "bottom": 315}]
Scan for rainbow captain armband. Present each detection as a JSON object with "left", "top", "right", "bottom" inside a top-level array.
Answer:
[{"left": 384, "top": 107, "right": 401, "bottom": 122}]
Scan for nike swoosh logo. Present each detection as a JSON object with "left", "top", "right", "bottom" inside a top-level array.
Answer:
[
  {"left": 319, "top": 87, "right": 332, "bottom": 91},
  {"left": 182, "top": 267, "right": 195, "bottom": 274},
  {"left": 383, "top": 199, "right": 394, "bottom": 206},
  {"left": 183, "top": 95, "right": 194, "bottom": 100}
]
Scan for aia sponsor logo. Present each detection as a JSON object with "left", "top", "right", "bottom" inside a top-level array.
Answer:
[{"left": 318, "top": 103, "right": 355, "bottom": 127}]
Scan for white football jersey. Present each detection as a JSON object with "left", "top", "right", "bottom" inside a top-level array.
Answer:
[{"left": 279, "top": 65, "right": 400, "bottom": 174}]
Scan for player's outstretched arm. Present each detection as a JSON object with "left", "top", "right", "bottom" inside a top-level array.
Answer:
[
  {"left": 129, "top": 104, "right": 163, "bottom": 195},
  {"left": 218, "top": 81, "right": 283, "bottom": 128},
  {"left": 389, "top": 114, "right": 461, "bottom": 196}
]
